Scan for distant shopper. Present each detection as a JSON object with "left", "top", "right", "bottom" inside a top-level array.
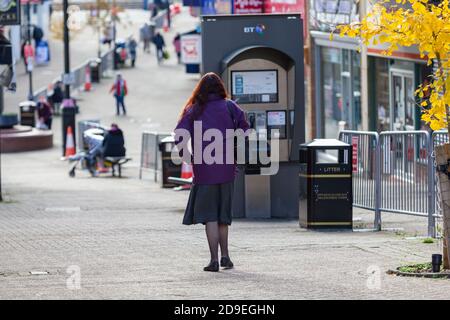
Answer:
[
  {"left": 174, "top": 73, "right": 249, "bottom": 272},
  {"left": 173, "top": 33, "right": 181, "bottom": 64},
  {"left": 128, "top": 36, "right": 138, "bottom": 67},
  {"left": 50, "top": 80, "right": 64, "bottom": 115},
  {"left": 37, "top": 96, "right": 53, "bottom": 130},
  {"left": 21, "top": 40, "right": 34, "bottom": 73},
  {"left": 109, "top": 73, "right": 128, "bottom": 116},
  {"left": 152, "top": 32, "right": 166, "bottom": 64},
  {"left": 32, "top": 25, "right": 44, "bottom": 47},
  {"left": 103, "top": 23, "right": 114, "bottom": 47},
  {"left": 139, "top": 23, "right": 153, "bottom": 53},
  {"left": 151, "top": 5, "right": 158, "bottom": 18}
]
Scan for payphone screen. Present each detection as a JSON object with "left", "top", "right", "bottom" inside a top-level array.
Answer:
[
  {"left": 267, "top": 110, "right": 287, "bottom": 139},
  {"left": 231, "top": 70, "right": 278, "bottom": 104}
]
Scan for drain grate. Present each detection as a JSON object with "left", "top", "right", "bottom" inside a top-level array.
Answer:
[{"left": 1, "top": 270, "right": 60, "bottom": 277}]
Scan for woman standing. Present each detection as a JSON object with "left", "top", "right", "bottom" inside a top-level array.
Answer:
[
  {"left": 172, "top": 33, "right": 181, "bottom": 64},
  {"left": 175, "top": 73, "right": 249, "bottom": 272}
]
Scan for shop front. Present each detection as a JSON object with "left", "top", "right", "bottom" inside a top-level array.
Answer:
[
  {"left": 368, "top": 52, "right": 433, "bottom": 132},
  {"left": 309, "top": 0, "right": 361, "bottom": 139},
  {"left": 365, "top": 0, "right": 433, "bottom": 132}
]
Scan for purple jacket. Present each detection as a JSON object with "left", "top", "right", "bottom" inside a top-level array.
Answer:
[{"left": 175, "top": 95, "right": 249, "bottom": 185}]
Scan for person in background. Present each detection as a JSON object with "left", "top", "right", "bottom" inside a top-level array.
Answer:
[
  {"left": 37, "top": 96, "right": 53, "bottom": 130},
  {"left": 128, "top": 36, "right": 138, "bottom": 67},
  {"left": 103, "top": 23, "right": 114, "bottom": 48},
  {"left": 50, "top": 80, "right": 64, "bottom": 115},
  {"left": 83, "top": 128, "right": 107, "bottom": 175},
  {"left": 152, "top": 32, "right": 165, "bottom": 64},
  {"left": 109, "top": 73, "right": 128, "bottom": 116},
  {"left": 102, "top": 123, "right": 126, "bottom": 158},
  {"left": 173, "top": 33, "right": 181, "bottom": 64},
  {"left": 151, "top": 5, "right": 158, "bottom": 18},
  {"left": 32, "top": 25, "right": 44, "bottom": 48},
  {"left": 174, "top": 73, "right": 250, "bottom": 272},
  {"left": 139, "top": 23, "right": 152, "bottom": 53},
  {"left": 21, "top": 40, "right": 34, "bottom": 73}
]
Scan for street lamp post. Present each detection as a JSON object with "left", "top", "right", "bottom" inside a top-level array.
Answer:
[
  {"left": 26, "top": 0, "right": 33, "bottom": 101},
  {"left": 95, "top": 0, "right": 101, "bottom": 58},
  {"left": 112, "top": 0, "right": 118, "bottom": 70},
  {"left": 62, "top": 0, "right": 76, "bottom": 156},
  {"left": 63, "top": 0, "right": 70, "bottom": 99}
]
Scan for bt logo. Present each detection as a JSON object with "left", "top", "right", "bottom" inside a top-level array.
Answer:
[{"left": 244, "top": 24, "right": 266, "bottom": 35}]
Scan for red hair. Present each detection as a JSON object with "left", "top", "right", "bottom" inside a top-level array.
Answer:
[{"left": 179, "top": 72, "right": 228, "bottom": 122}]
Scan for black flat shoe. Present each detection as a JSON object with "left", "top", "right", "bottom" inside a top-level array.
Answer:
[
  {"left": 220, "top": 257, "right": 234, "bottom": 269},
  {"left": 203, "top": 261, "right": 219, "bottom": 272}
]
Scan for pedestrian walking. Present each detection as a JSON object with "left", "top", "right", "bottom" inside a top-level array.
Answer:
[
  {"left": 103, "top": 23, "right": 114, "bottom": 48},
  {"left": 109, "top": 73, "right": 128, "bottom": 116},
  {"left": 173, "top": 33, "right": 181, "bottom": 64},
  {"left": 174, "top": 73, "right": 249, "bottom": 272},
  {"left": 139, "top": 23, "right": 154, "bottom": 53},
  {"left": 21, "top": 40, "right": 34, "bottom": 73},
  {"left": 152, "top": 32, "right": 166, "bottom": 64},
  {"left": 32, "top": 25, "right": 44, "bottom": 48},
  {"left": 37, "top": 96, "right": 53, "bottom": 130},
  {"left": 49, "top": 80, "right": 64, "bottom": 115},
  {"left": 151, "top": 5, "right": 158, "bottom": 18},
  {"left": 128, "top": 36, "right": 138, "bottom": 67}
]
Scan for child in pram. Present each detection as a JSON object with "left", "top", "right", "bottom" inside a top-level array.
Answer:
[{"left": 69, "top": 123, "right": 126, "bottom": 177}]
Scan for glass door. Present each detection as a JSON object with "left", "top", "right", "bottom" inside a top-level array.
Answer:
[{"left": 390, "top": 70, "right": 415, "bottom": 131}]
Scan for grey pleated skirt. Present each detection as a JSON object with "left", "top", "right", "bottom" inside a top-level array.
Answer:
[{"left": 183, "top": 181, "right": 234, "bottom": 225}]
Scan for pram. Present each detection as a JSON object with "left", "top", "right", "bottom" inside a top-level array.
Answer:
[{"left": 68, "top": 127, "right": 131, "bottom": 178}]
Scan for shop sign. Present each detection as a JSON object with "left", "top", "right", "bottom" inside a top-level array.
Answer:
[
  {"left": 215, "top": 0, "right": 232, "bottom": 14},
  {"left": 264, "top": 0, "right": 306, "bottom": 37},
  {"left": 0, "top": 0, "right": 21, "bottom": 25},
  {"left": 181, "top": 34, "right": 201, "bottom": 64},
  {"left": 234, "top": 0, "right": 263, "bottom": 14},
  {"left": 309, "top": 0, "right": 359, "bottom": 32}
]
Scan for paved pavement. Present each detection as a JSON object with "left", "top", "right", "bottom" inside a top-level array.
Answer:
[
  {"left": 3, "top": 9, "right": 153, "bottom": 114},
  {"left": 1, "top": 9, "right": 450, "bottom": 300}
]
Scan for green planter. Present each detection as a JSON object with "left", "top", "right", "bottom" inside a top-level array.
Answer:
[{"left": 0, "top": 113, "right": 18, "bottom": 129}]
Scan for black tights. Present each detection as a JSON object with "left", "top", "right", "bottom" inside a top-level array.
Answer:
[{"left": 205, "top": 222, "right": 229, "bottom": 262}]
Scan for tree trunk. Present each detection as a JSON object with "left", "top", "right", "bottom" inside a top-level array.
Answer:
[{"left": 435, "top": 143, "right": 450, "bottom": 269}]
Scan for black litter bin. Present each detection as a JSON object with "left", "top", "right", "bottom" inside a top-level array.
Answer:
[
  {"left": 90, "top": 58, "right": 101, "bottom": 83},
  {"left": 19, "top": 100, "right": 37, "bottom": 127},
  {"left": 158, "top": 136, "right": 182, "bottom": 188},
  {"left": 299, "top": 139, "right": 353, "bottom": 229}
]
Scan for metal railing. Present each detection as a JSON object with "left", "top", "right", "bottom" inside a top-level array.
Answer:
[
  {"left": 100, "top": 49, "right": 114, "bottom": 78},
  {"left": 139, "top": 131, "right": 171, "bottom": 182},
  {"left": 339, "top": 130, "right": 439, "bottom": 237},
  {"left": 32, "top": 49, "right": 114, "bottom": 101},
  {"left": 339, "top": 131, "right": 381, "bottom": 230},
  {"left": 432, "top": 129, "right": 449, "bottom": 220}
]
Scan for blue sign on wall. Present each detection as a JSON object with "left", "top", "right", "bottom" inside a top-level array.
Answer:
[
  {"left": 201, "top": 0, "right": 216, "bottom": 14},
  {"left": 183, "top": 0, "right": 202, "bottom": 7}
]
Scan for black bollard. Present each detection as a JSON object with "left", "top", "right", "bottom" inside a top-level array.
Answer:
[{"left": 432, "top": 254, "right": 442, "bottom": 273}]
